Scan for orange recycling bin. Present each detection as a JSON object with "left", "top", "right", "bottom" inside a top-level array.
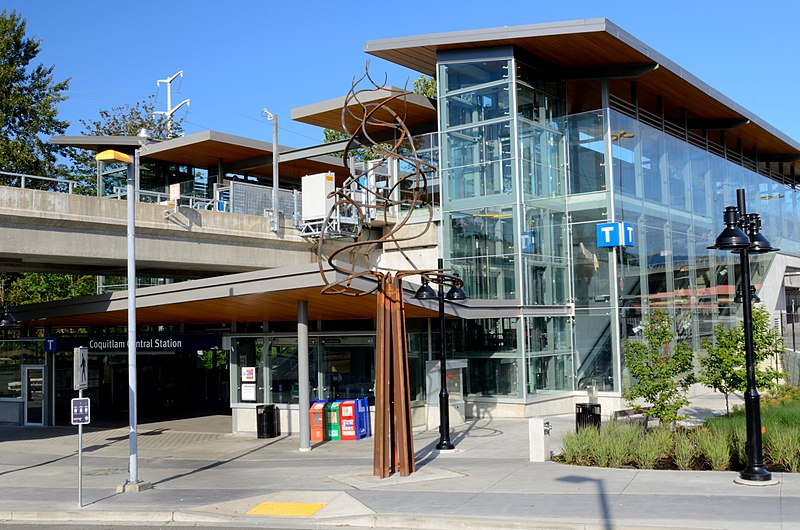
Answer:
[{"left": 310, "top": 400, "right": 327, "bottom": 442}]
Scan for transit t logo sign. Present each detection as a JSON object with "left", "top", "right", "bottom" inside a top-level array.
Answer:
[{"left": 597, "top": 222, "right": 635, "bottom": 248}]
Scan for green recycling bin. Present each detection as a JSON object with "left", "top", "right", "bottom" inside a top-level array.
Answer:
[{"left": 325, "top": 401, "right": 341, "bottom": 441}]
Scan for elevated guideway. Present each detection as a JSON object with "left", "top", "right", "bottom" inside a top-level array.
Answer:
[{"left": 0, "top": 185, "right": 316, "bottom": 277}]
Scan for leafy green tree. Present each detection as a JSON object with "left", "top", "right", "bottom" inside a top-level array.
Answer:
[
  {"left": 701, "top": 304, "right": 786, "bottom": 413},
  {"left": 0, "top": 10, "right": 69, "bottom": 178},
  {"left": 67, "top": 95, "right": 184, "bottom": 195},
  {"left": 623, "top": 309, "right": 694, "bottom": 425},
  {"left": 412, "top": 74, "right": 437, "bottom": 98},
  {"left": 700, "top": 323, "right": 742, "bottom": 414},
  {"left": 3, "top": 272, "right": 95, "bottom": 305}
]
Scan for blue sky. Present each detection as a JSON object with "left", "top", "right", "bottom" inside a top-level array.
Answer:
[{"left": 4, "top": 0, "right": 799, "bottom": 148}]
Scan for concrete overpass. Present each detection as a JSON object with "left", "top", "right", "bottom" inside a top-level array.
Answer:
[{"left": 0, "top": 186, "right": 319, "bottom": 277}]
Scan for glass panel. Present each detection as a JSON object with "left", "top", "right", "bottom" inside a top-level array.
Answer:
[
  {"left": 573, "top": 310, "right": 614, "bottom": 391},
  {"left": 527, "top": 354, "right": 573, "bottom": 394},
  {"left": 439, "top": 59, "right": 511, "bottom": 94},
  {"left": 447, "top": 317, "right": 521, "bottom": 399},
  {"left": 25, "top": 367, "right": 43, "bottom": 424},
  {"left": 444, "top": 84, "right": 510, "bottom": 129},
  {"left": 320, "top": 336, "right": 375, "bottom": 405},
  {"left": 566, "top": 111, "right": 606, "bottom": 194}
]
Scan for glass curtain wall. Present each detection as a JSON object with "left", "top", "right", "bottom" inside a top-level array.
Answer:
[
  {"left": 438, "top": 47, "right": 573, "bottom": 401},
  {"left": 567, "top": 107, "right": 793, "bottom": 393},
  {"left": 230, "top": 333, "right": 427, "bottom": 407}
]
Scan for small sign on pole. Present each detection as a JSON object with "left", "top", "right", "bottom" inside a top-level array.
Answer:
[
  {"left": 73, "top": 346, "right": 88, "bottom": 391},
  {"left": 71, "top": 397, "right": 90, "bottom": 425},
  {"left": 72, "top": 393, "right": 90, "bottom": 507}
]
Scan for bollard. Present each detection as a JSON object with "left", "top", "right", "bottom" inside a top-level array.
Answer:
[{"left": 529, "top": 417, "right": 551, "bottom": 462}]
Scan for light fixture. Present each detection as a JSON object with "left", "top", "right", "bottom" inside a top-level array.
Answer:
[
  {"left": 445, "top": 273, "right": 467, "bottom": 301},
  {"left": 0, "top": 303, "right": 15, "bottom": 327},
  {"left": 734, "top": 286, "right": 760, "bottom": 304},
  {"left": 711, "top": 206, "right": 750, "bottom": 250},
  {"left": 414, "top": 278, "right": 437, "bottom": 300},
  {"left": 745, "top": 213, "right": 778, "bottom": 254}
]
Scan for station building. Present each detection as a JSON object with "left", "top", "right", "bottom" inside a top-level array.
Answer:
[{"left": 3, "top": 19, "right": 800, "bottom": 433}]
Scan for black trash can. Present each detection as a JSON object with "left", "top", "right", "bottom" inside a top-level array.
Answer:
[
  {"left": 256, "top": 404, "right": 281, "bottom": 438},
  {"left": 575, "top": 402, "right": 601, "bottom": 431}
]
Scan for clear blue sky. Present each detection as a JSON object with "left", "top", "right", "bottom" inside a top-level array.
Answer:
[{"left": 4, "top": 0, "right": 799, "bottom": 148}]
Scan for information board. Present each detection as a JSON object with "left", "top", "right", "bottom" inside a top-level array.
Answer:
[{"left": 71, "top": 397, "right": 90, "bottom": 425}]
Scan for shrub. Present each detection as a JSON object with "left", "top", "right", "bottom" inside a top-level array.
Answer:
[
  {"left": 673, "top": 429, "right": 695, "bottom": 470},
  {"left": 633, "top": 427, "right": 673, "bottom": 469},
  {"left": 562, "top": 426, "right": 597, "bottom": 466},
  {"left": 765, "top": 426, "right": 800, "bottom": 472},
  {"left": 693, "top": 427, "right": 730, "bottom": 471}
]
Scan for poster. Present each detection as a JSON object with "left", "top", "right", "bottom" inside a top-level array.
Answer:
[
  {"left": 241, "top": 366, "right": 256, "bottom": 382},
  {"left": 241, "top": 383, "right": 256, "bottom": 402}
]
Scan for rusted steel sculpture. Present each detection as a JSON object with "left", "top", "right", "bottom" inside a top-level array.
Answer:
[{"left": 316, "top": 68, "right": 450, "bottom": 478}]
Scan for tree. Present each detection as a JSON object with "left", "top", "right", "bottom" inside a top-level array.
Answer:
[
  {"left": 2, "top": 272, "right": 95, "bottom": 305},
  {"left": 623, "top": 309, "right": 694, "bottom": 425},
  {"left": 0, "top": 10, "right": 70, "bottom": 178},
  {"left": 700, "top": 304, "right": 786, "bottom": 413},
  {"left": 412, "top": 74, "right": 437, "bottom": 98},
  {"left": 67, "top": 95, "right": 184, "bottom": 195}
]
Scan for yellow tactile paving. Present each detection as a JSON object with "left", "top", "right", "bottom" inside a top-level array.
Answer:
[{"left": 246, "top": 501, "right": 326, "bottom": 517}]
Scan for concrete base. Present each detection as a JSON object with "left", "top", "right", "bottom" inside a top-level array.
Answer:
[
  {"left": 427, "top": 402, "right": 465, "bottom": 430},
  {"left": 734, "top": 477, "right": 780, "bottom": 487},
  {"left": 116, "top": 480, "right": 153, "bottom": 493}
]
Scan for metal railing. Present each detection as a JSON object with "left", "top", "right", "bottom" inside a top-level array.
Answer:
[
  {"left": 110, "top": 187, "right": 219, "bottom": 210},
  {"left": 0, "top": 171, "right": 79, "bottom": 194}
]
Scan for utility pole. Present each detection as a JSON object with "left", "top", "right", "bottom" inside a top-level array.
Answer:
[
  {"left": 154, "top": 71, "right": 190, "bottom": 137},
  {"left": 263, "top": 108, "right": 279, "bottom": 232}
]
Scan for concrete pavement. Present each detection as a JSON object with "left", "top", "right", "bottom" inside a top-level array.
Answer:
[{"left": 1, "top": 390, "right": 798, "bottom": 529}]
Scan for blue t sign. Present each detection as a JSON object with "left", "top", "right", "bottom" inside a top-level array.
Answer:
[{"left": 597, "top": 222, "right": 635, "bottom": 247}]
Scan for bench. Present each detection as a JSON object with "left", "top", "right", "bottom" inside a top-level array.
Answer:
[{"left": 612, "top": 406, "right": 653, "bottom": 421}]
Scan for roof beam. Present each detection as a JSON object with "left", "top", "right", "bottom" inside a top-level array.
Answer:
[
  {"left": 561, "top": 62, "right": 659, "bottom": 80},
  {"left": 757, "top": 153, "right": 800, "bottom": 163},
  {"left": 225, "top": 141, "right": 348, "bottom": 173},
  {"left": 687, "top": 118, "right": 750, "bottom": 130}
]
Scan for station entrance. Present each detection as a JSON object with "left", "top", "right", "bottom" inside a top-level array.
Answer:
[{"left": 53, "top": 347, "right": 229, "bottom": 426}]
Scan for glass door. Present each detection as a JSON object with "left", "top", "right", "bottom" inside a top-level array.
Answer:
[{"left": 23, "top": 365, "right": 45, "bottom": 425}]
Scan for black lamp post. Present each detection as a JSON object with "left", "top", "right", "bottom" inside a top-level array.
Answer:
[
  {"left": 710, "top": 188, "right": 777, "bottom": 482},
  {"left": 415, "top": 257, "right": 467, "bottom": 450}
]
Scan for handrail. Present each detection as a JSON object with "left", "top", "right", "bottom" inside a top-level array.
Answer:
[
  {"left": 111, "top": 187, "right": 221, "bottom": 210},
  {"left": 0, "top": 171, "right": 76, "bottom": 194}
]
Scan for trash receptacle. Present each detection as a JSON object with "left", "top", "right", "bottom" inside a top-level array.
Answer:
[
  {"left": 310, "top": 401, "right": 327, "bottom": 442},
  {"left": 575, "top": 402, "right": 601, "bottom": 431},
  {"left": 257, "top": 404, "right": 280, "bottom": 438}
]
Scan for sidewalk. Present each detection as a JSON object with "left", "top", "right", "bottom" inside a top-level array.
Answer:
[{"left": 1, "top": 390, "right": 798, "bottom": 529}]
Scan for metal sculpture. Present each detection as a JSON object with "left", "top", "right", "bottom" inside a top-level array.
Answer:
[{"left": 316, "top": 67, "right": 455, "bottom": 477}]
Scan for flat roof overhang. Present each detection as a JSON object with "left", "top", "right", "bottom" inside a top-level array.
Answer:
[
  {"left": 52, "top": 130, "right": 348, "bottom": 182},
  {"left": 292, "top": 87, "right": 438, "bottom": 138},
  {"left": 11, "top": 262, "right": 565, "bottom": 328},
  {"left": 365, "top": 18, "right": 800, "bottom": 176},
  {"left": 10, "top": 263, "right": 446, "bottom": 328}
]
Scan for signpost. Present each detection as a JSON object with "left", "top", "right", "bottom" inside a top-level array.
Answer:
[{"left": 73, "top": 346, "right": 89, "bottom": 507}]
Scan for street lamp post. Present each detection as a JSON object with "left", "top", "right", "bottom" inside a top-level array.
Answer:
[
  {"left": 95, "top": 146, "right": 150, "bottom": 492},
  {"left": 710, "top": 188, "right": 777, "bottom": 483},
  {"left": 415, "top": 258, "right": 467, "bottom": 450}
]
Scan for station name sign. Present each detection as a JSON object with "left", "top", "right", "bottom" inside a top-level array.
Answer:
[{"left": 45, "top": 334, "right": 223, "bottom": 354}]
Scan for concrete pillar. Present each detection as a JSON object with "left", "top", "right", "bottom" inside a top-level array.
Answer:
[
  {"left": 298, "top": 300, "right": 310, "bottom": 452},
  {"left": 529, "top": 417, "right": 551, "bottom": 462}
]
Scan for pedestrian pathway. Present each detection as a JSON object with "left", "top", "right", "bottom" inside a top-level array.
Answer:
[{"left": 0, "top": 388, "right": 796, "bottom": 529}]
